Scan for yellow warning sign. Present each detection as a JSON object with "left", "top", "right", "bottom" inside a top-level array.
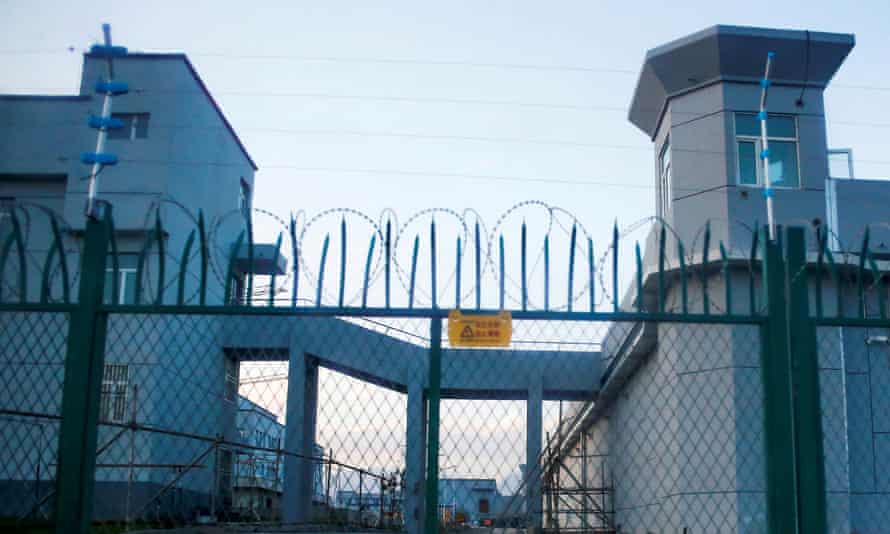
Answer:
[{"left": 447, "top": 310, "right": 512, "bottom": 347}]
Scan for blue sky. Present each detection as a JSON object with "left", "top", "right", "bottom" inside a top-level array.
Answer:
[{"left": 3, "top": 1, "right": 889, "bottom": 309}]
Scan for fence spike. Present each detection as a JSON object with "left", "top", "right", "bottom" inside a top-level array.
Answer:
[
  {"left": 177, "top": 229, "right": 196, "bottom": 305},
  {"left": 11, "top": 209, "right": 26, "bottom": 304},
  {"left": 720, "top": 241, "right": 731, "bottom": 315},
  {"left": 455, "top": 236, "right": 462, "bottom": 309},
  {"left": 0, "top": 208, "right": 26, "bottom": 303},
  {"left": 521, "top": 221, "right": 527, "bottom": 311},
  {"left": 385, "top": 219, "right": 391, "bottom": 309},
  {"left": 702, "top": 221, "right": 711, "bottom": 315},
  {"left": 339, "top": 218, "right": 347, "bottom": 308},
  {"left": 568, "top": 224, "right": 577, "bottom": 312},
  {"left": 0, "top": 234, "right": 11, "bottom": 303},
  {"left": 245, "top": 211, "right": 254, "bottom": 306},
  {"left": 154, "top": 211, "right": 165, "bottom": 306},
  {"left": 40, "top": 216, "right": 59, "bottom": 303},
  {"left": 317, "top": 233, "right": 331, "bottom": 307},
  {"left": 475, "top": 221, "right": 481, "bottom": 310},
  {"left": 867, "top": 250, "right": 886, "bottom": 319},
  {"left": 588, "top": 238, "right": 595, "bottom": 312},
  {"left": 106, "top": 214, "right": 119, "bottom": 307},
  {"left": 658, "top": 224, "right": 666, "bottom": 313},
  {"left": 430, "top": 218, "right": 437, "bottom": 309},
  {"left": 409, "top": 235, "right": 419, "bottom": 309},
  {"left": 816, "top": 226, "right": 825, "bottom": 318},
  {"left": 224, "top": 231, "right": 245, "bottom": 306},
  {"left": 612, "top": 220, "right": 619, "bottom": 312},
  {"left": 268, "top": 232, "right": 283, "bottom": 307},
  {"left": 544, "top": 233, "right": 550, "bottom": 311},
  {"left": 499, "top": 234, "right": 505, "bottom": 310},
  {"left": 41, "top": 213, "right": 70, "bottom": 304},
  {"left": 362, "top": 234, "right": 376, "bottom": 308},
  {"left": 678, "top": 240, "right": 688, "bottom": 314},
  {"left": 858, "top": 227, "right": 870, "bottom": 318},
  {"left": 824, "top": 244, "right": 842, "bottom": 318},
  {"left": 749, "top": 225, "right": 759, "bottom": 315},
  {"left": 635, "top": 241, "right": 643, "bottom": 312},
  {"left": 198, "top": 211, "right": 208, "bottom": 306},
  {"left": 134, "top": 229, "right": 152, "bottom": 305},
  {"left": 289, "top": 214, "right": 298, "bottom": 307}
]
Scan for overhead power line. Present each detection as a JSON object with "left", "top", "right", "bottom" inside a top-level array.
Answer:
[
  {"left": 1, "top": 47, "right": 890, "bottom": 92},
  {"left": 4, "top": 85, "right": 890, "bottom": 128},
  {"left": 3, "top": 120, "right": 890, "bottom": 165},
  {"left": 111, "top": 158, "right": 844, "bottom": 192}
]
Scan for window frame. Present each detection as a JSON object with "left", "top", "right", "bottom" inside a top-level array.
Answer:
[
  {"left": 224, "top": 356, "right": 239, "bottom": 403},
  {"left": 105, "top": 254, "right": 139, "bottom": 305},
  {"left": 239, "top": 178, "right": 252, "bottom": 216},
  {"left": 107, "top": 112, "right": 150, "bottom": 141},
  {"left": 0, "top": 197, "right": 12, "bottom": 223},
  {"left": 733, "top": 112, "right": 801, "bottom": 189},
  {"left": 658, "top": 137, "right": 671, "bottom": 218},
  {"left": 100, "top": 363, "right": 129, "bottom": 423}
]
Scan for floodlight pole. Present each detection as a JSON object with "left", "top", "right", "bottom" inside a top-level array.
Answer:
[{"left": 759, "top": 51, "right": 777, "bottom": 241}]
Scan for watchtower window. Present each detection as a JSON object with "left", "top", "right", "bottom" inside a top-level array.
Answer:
[
  {"left": 658, "top": 138, "right": 671, "bottom": 218},
  {"left": 735, "top": 113, "right": 799, "bottom": 188}
]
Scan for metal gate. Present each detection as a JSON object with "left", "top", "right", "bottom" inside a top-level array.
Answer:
[{"left": 3, "top": 202, "right": 879, "bottom": 533}]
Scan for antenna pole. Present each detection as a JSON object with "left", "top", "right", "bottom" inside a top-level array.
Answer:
[{"left": 759, "top": 51, "right": 777, "bottom": 241}]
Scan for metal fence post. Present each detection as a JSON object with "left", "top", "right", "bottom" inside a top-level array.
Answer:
[
  {"left": 786, "top": 227, "right": 827, "bottom": 533},
  {"left": 760, "top": 229, "right": 799, "bottom": 534},
  {"left": 55, "top": 208, "right": 111, "bottom": 534},
  {"left": 424, "top": 316, "right": 443, "bottom": 534}
]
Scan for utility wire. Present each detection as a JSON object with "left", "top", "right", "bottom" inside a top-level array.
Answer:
[
  {"left": 5, "top": 119, "right": 890, "bottom": 165},
  {"left": 3, "top": 86, "right": 890, "bottom": 129},
  {"left": 2, "top": 47, "right": 890, "bottom": 93}
]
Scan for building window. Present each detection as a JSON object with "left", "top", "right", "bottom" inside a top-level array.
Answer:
[
  {"left": 100, "top": 364, "right": 129, "bottom": 423},
  {"left": 107, "top": 113, "right": 150, "bottom": 140},
  {"left": 478, "top": 498, "right": 490, "bottom": 514},
  {"left": 735, "top": 113, "right": 799, "bottom": 188},
  {"left": 658, "top": 138, "right": 671, "bottom": 218},
  {"left": 104, "top": 254, "right": 139, "bottom": 304},
  {"left": 229, "top": 273, "right": 246, "bottom": 304},
  {"left": 0, "top": 197, "right": 13, "bottom": 226},
  {"left": 225, "top": 355, "right": 238, "bottom": 402},
  {"left": 239, "top": 178, "right": 251, "bottom": 217}
]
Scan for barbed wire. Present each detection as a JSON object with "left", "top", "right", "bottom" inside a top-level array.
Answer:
[{"left": 2, "top": 199, "right": 888, "bottom": 312}]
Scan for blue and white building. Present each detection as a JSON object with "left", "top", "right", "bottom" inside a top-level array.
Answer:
[{"left": 0, "top": 47, "right": 284, "bottom": 520}]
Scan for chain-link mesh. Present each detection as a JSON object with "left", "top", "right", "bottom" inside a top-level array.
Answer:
[
  {"left": 0, "top": 311, "right": 69, "bottom": 528},
  {"left": 491, "top": 322, "right": 766, "bottom": 533},
  {"left": 0, "top": 308, "right": 771, "bottom": 533},
  {"left": 80, "top": 313, "right": 430, "bottom": 531},
  {"left": 817, "top": 323, "right": 890, "bottom": 534}
]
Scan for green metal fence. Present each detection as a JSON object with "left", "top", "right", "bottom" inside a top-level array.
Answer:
[{"left": 2, "top": 201, "right": 888, "bottom": 533}]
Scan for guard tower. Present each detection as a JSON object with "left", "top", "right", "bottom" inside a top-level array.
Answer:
[{"left": 628, "top": 25, "right": 855, "bottom": 250}]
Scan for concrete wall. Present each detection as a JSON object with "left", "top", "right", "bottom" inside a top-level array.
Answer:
[
  {"left": 834, "top": 179, "right": 890, "bottom": 255},
  {"left": 660, "top": 83, "right": 832, "bottom": 254},
  {"left": 0, "top": 311, "right": 233, "bottom": 519},
  {"left": 589, "top": 295, "right": 767, "bottom": 532},
  {"left": 1, "top": 53, "right": 256, "bottom": 306}
]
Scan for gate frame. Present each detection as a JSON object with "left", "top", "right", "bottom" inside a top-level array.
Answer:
[{"left": 34, "top": 216, "right": 831, "bottom": 534}]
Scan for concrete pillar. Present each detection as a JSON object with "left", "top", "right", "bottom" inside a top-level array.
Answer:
[
  {"left": 526, "top": 379, "right": 543, "bottom": 528},
  {"left": 282, "top": 345, "right": 319, "bottom": 524},
  {"left": 404, "top": 380, "right": 427, "bottom": 534}
]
